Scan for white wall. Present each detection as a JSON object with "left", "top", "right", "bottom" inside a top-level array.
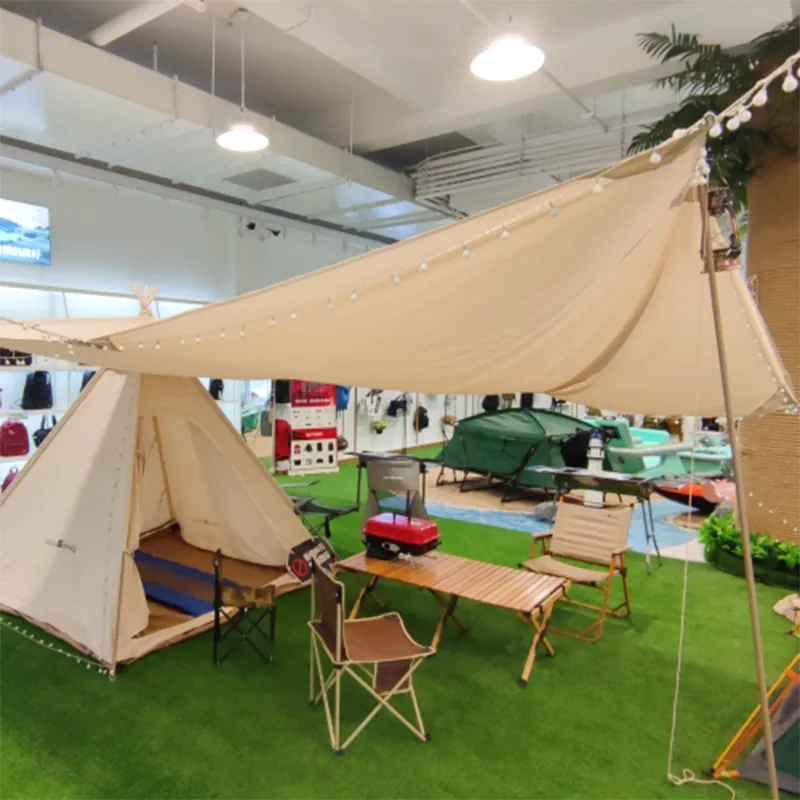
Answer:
[
  {"left": 235, "top": 225, "right": 372, "bottom": 295},
  {"left": 0, "top": 166, "right": 237, "bottom": 301}
]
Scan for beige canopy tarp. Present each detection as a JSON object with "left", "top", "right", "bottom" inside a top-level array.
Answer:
[{"left": 0, "top": 131, "right": 794, "bottom": 417}]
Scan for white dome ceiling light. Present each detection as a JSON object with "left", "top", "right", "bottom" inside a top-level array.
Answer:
[
  {"left": 216, "top": 16, "right": 269, "bottom": 153},
  {"left": 216, "top": 122, "right": 269, "bottom": 153},
  {"left": 470, "top": 34, "right": 545, "bottom": 82}
]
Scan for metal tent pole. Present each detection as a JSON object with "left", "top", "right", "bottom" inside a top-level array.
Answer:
[{"left": 703, "top": 192, "right": 779, "bottom": 800}]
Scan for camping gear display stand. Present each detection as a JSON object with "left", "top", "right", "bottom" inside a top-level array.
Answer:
[
  {"left": 704, "top": 187, "right": 779, "bottom": 798},
  {"left": 273, "top": 380, "right": 339, "bottom": 477}
]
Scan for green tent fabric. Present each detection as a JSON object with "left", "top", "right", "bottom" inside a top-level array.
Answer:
[
  {"left": 437, "top": 409, "right": 594, "bottom": 491},
  {"left": 738, "top": 683, "right": 800, "bottom": 795}
]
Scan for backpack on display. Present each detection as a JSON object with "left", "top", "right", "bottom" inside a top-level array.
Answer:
[
  {"left": 209, "top": 379, "right": 224, "bottom": 400},
  {"left": 335, "top": 386, "right": 351, "bottom": 412},
  {"left": 387, "top": 394, "right": 410, "bottom": 418},
  {"left": 0, "top": 419, "right": 30, "bottom": 457},
  {"left": 414, "top": 406, "right": 430, "bottom": 433},
  {"left": 33, "top": 415, "right": 58, "bottom": 449},
  {"left": 0, "top": 348, "right": 33, "bottom": 367},
  {"left": 21, "top": 371, "right": 53, "bottom": 410},
  {"left": 80, "top": 371, "right": 96, "bottom": 391},
  {"left": 482, "top": 395, "right": 500, "bottom": 413},
  {"left": 1, "top": 468, "right": 19, "bottom": 493}
]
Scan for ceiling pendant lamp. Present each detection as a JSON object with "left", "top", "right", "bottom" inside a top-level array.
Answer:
[
  {"left": 216, "top": 20, "right": 268, "bottom": 152},
  {"left": 470, "top": 33, "right": 545, "bottom": 82}
]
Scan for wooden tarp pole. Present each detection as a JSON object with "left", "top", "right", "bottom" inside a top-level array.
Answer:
[{"left": 703, "top": 191, "right": 779, "bottom": 799}]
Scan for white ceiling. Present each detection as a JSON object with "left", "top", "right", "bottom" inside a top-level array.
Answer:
[{"left": 0, "top": 0, "right": 795, "bottom": 238}]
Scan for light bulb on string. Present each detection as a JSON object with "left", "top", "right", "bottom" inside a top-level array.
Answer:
[
  {"left": 726, "top": 116, "right": 741, "bottom": 132},
  {"left": 327, "top": 299, "right": 335, "bottom": 311},
  {"left": 179, "top": 337, "right": 185, "bottom": 346},
  {"left": 737, "top": 107, "right": 752, "bottom": 124},
  {"left": 549, "top": 203, "right": 558, "bottom": 217},
  {"left": 752, "top": 87, "right": 768, "bottom": 107},
  {"left": 219, "top": 329, "right": 226, "bottom": 339},
  {"left": 269, "top": 317, "right": 277, "bottom": 328},
  {"left": 117, "top": 344, "right": 124, "bottom": 351},
  {"left": 462, "top": 246, "right": 471, "bottom": 259},
  {"left": 195, "top": 334, "right": 201, "bottom": 344},
  {"left": 501, "top": 228, "right": 510, "bottom": 241},
  {"left": 782, "top": 71, "right": 798, "bottom": 93},
  {"left": 419, "top": 262, "right": 428, "bottom": 272},
  {"left": 350, "top": 290, "right": 358, "bottom": 302},
  {"left": 650, "top": 151, "right": 663, "bottom": 164},
  {"left": 239, "top": 326, "right": 246, "bottom": 337},
  {"left": 593, "top": 179, "right": 604, "bottom": 194},
  {"left": 154, "top": 341, "right": 161, "bottom": 351},
  {"left": 289, "top": 312, "right": 297, "bottom": 321},
  {"left": 709, "top": 121, "right": 723, "bottom": 138},
  {"left": 392, "top": 275, "right": 400, "bottom": 286}
]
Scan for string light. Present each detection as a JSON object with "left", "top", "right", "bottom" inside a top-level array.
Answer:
[
  {"left": 239, "top": 326, "right": 246, "bottom": 337},
  {"left": 782, "top": 71, "right": 798, "bottom": 93},
  {"left": 350, "top": 290, "right": 358, "bottom": 302},
  {"left": 737, "top": 108, "right": 752, "bottom": 124},
  {"left": 549, "top": 203, "right": 558, "bottom": 217},
  {"left": 650, "top": 151, "right": 663, "bottom": 164},
  {"left": 392, "top": 275, "right": 401, "bottom": 286},
  {"left": 195, "top": 334, "right": 201, "bottom": 343},
  {"left": 154, "top": 341, "right": 161, "bottom": 351},
  {"left": 289, "top": 312, "right": 297, "bottom": 320},
  {"left": 137, "top": 343, "right": 144, "bottom": 350},
  {"left": 462, "top": 246, "right": 471, "bottom": 259},
  {"left": 269, "top": 317, "right": 277, "bottom": 327},
  {"left": 117, "top": 344, "right": 124, "bottom": 351},
  {"left": 726, "top": 116, "right": 741, "bottom": 132},
  {"left": 709, "top": 123, "right": 723, "bottom": 138},
  {"left": 501, "top": 228, "right": 510, "bottom": 241},
  {"left": 179, "top": 337, "right": 185, "bottom": 346},
  {"left": 219, "top": 329, "right": 226, "bottom": 339},
  {"left": 419, "top": 262, "right": 428, "bottom": 272},
  {"left": 593, "top": 179, "right": 604, "bottom": 194},
  {"left": 327, "top": 299, "right": 335, "bottom": 311},
  {"left": 752, "top": 87, "right": 768, "bottom": 107}
]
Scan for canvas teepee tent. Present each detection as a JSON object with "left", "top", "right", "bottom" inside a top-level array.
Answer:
[{"left": 0, "top": 369, "right": 309, "bottom": 671}]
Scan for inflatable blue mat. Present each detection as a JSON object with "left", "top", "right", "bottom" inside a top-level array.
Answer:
[{"left": 134, "top": 551, "right": 241, "bottom": 617}]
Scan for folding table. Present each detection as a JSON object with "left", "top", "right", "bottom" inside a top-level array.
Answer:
[{"left": 336, "top": 551, "right": 569, "bottom": 687}]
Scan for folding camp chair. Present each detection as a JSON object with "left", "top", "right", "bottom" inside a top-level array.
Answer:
[
  {"left": 213, "top": 549, "right": 277, "bottom": 665},
  {"left": 520, "top": 500, "right": 633, "bottom": 642},
  {"left": 308, "top": 562, "right": 434, "bottom": 754}
]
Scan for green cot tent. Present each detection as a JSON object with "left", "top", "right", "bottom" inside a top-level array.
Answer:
[{"left": 437, "top": 408, "right": 594, "bottom": 492}]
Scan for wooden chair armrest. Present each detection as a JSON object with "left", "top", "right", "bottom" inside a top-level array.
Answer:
[{"left": 530, "top": 530, "right": 554, "bottom": 558}]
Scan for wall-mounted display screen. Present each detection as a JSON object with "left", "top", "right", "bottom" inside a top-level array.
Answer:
[{"left": 0, "top": 198, "right": 51, "bottom": 266}]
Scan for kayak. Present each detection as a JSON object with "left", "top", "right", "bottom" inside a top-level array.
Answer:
[{"left": 651, "top": 477, "right": 736, "bottom": 514}]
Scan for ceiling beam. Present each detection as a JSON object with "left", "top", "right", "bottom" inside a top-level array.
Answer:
[
  {"left": 85, "top": 1, "right": 206, "bottom": 48},
  {"left": 0, "top": 8, "right": 413, "bottom": 202}
]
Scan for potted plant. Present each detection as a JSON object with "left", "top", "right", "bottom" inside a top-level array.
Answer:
[
  {"left": 629, "top": 18, "right": 799, "bottom": 538},
  {"left": 699, "top": 512, "right": 800, "bottom": 587},
  {"left": 370, "top": 419, "right": 387, "bottom": 436}
]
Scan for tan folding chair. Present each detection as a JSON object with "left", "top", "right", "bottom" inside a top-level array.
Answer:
[
  {"left": 521, "top": 500, "right": 633, "bottom": 642},
  {"left": 308, "top": 562, "right": 434, "bottom": 754}
]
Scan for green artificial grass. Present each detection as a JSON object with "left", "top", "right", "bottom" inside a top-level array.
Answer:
[{"left": 1, "top": 458, "right": 796, "bottom": 800}]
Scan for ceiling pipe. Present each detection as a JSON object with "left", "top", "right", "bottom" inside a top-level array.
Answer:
[
  {"left": 86, "top": 0, "right": 205, "bottom": 48},
  {"left": 458, "top": 0, "right": 609, "bottom": 133}
]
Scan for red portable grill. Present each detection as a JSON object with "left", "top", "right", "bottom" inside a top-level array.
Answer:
[{"left": 363, "top": 512, "right": 440, "bottom": 560}]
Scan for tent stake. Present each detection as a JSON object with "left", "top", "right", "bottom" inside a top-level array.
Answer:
[{"left": 703, "top": 194, "right": 779, "bottom": 800}]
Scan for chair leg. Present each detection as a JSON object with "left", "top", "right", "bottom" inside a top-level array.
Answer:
[
  {"left": 311, "top": 635, "right": 340, "bottom": 752},
  {"left": 339, "top": 659, "right": 429, "bottom": 752}
]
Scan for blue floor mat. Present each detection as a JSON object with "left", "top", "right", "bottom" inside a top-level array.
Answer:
[{"left": 380, "top": 496, "right": 696, "bottom": 553}]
